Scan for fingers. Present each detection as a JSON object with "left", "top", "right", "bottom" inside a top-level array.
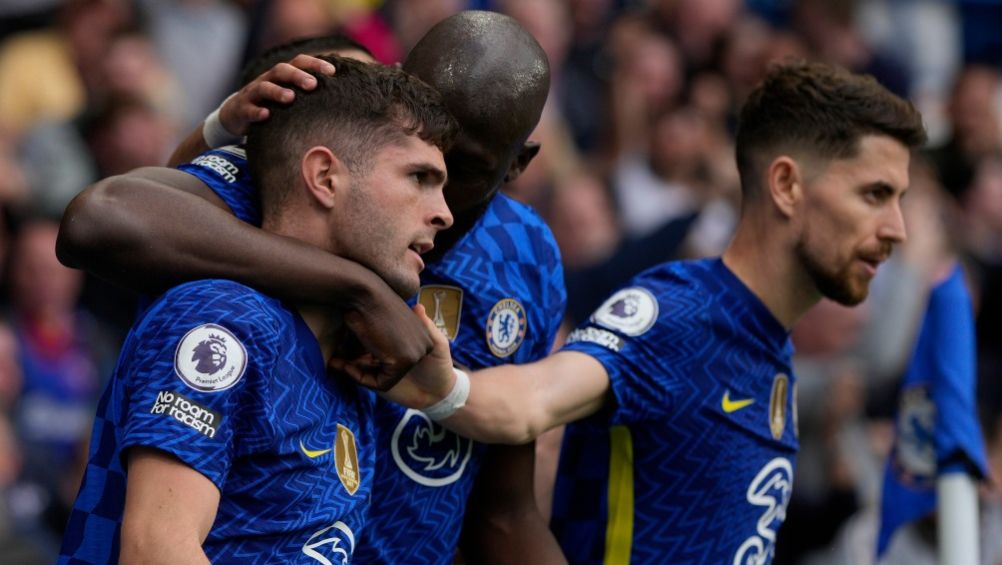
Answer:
[
  {"left": 216, "top": 56, "right": 338, "bottom": 136},
  {"left": 329, "top": 354, "right": 382, "bottom": 390},
  {"left": 287, "top": 54, "right": 337, "bottom": 77},
  {"left": 413, "top": 303, "right": 447, "bottom": 351},
  {"left": 247, "top": 80, "right": 296, "bottom": 104},
  {"left": 256, "top": 57, "right": 335, "bottom": 97},
  {"left": 261, "top": 62, "right": 316, "bottom": 92},
  {"left": 241, "top": 56, "right": 337, "bottom": 110}
]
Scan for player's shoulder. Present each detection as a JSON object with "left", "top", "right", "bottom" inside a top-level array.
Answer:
[
  {"left": 484, "top": 193, "right": 554, "bottom": 237},
  {"left": 629, "top": 258, "right": 718, "bottom": 303},
  {"left": 134, "top": 280, "right": 293, "bottom": 371},
  {"left": 147, "top": 280, "right": 287, "bottom": 330},
  {"left": 596, "top": 259, "right": 719, "bottom": 333},
  {"left": 179, "top": 144, "right": 248, "bottom": 182},
  {"left": 468, "top": 193, "right": 561, "bottom": 262},
  {"left": 160, "top": 278, "right": 263, "bottom": 300},
  {"left": 193, "top": 144, "right": 247, "bottom": 163},
  {"left": 483, "top": 192, "right": 546, "bottom": 224}
]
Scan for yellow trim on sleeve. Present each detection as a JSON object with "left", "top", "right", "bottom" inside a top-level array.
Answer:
[{"left": 604, "top": 425, "right": 634, "bottom": 564}]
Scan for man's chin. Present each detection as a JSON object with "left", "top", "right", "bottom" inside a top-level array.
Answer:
[
  {"left": 388, "top": 275, "right": 420, "bottom": 300},
  {"left": 819, "top": 277, "right": 869, "bottom": 307}
]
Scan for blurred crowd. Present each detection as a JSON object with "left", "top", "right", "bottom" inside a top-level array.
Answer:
[{"left": 0, "top": 0, "right": 1000, "bottom": 563}]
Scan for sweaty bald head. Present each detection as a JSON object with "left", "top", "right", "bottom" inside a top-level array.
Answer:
[{"left": 404, "top": 11, "right": 550, "bottom": 220}]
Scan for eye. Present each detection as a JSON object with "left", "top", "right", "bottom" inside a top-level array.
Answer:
[
  {"left": 409, "top": 169, "right": 444, "bottom": 189},
  {"left": 410, "top": 171, "right": 429, "bottom": 185},
  {"left": 863, "top": 185, "right": 893, "bottom": 205}
]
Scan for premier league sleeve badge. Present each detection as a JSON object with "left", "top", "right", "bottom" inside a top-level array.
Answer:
[{"left": 174, "top": 323, "right": 248, "bottom": 392}]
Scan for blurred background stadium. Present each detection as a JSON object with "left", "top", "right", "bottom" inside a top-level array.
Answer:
[{"left": 0, "top": 0, "right": 999, "bottom": 563}]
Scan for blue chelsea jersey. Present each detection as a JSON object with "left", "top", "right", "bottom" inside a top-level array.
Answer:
[
  {"left": 359, "top": 192, "right": 566, "bottom": 564},
  {"left": 60, "top": 279, "right": 375, "bottom": 564},
  {"left": 177, "top": 145, "right": 260, "bottom": 224},
  {"left": 553, "top": 258, "right": 798, "bottom": 565},
  {"left": 177, "top": 147, "right": 567, "bottom": 563}
]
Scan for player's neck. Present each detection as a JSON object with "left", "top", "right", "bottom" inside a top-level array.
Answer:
[
  {"left": 298, "top": 306, "right": 343, "bottom": 359},
  {"left": 723, "top": 219, "right": 821, "bottom": 330}
]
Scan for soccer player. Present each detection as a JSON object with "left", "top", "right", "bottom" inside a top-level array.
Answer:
[
  {"left": 58, "top": 12, "right": 566, "bottom": 564},
  {"left": 58, "top": 56, "right": 458, "bottom": 563},
  {"left": 360, "top": 60, "right": 928, "bottom": 564}
]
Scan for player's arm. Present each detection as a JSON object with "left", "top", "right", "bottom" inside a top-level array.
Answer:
[
  {"left": 346, "top": 307, "right": 612, "bottom": 444},
  {"left": 167, "top": 55, "right": 336, "bottom": 167},
  {"left": 461, "top": 442, "right": 568, "bottom": 564},
  {"left": 57, "top": 166, "right": 380, "bottom": 299},
  {"left": 433, "top": 350, "right": 611, "bottom": 444},
  {"left": 120, "top": 447, "right": 219, "bottom": 564},
  {"left": 57, "top": 167, "right": 433, "bottom": 388}
]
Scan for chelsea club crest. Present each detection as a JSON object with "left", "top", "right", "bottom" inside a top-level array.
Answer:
[{"left": 485, "top": 298, "right": 527, "bottom": 358}]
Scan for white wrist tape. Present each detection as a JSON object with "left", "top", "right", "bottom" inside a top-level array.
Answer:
[
  {"left": 202, "top": 93, "right": 241, "bottom": 148},
  {"left": 422, "top": 368, "right": 470, "bottom": 422}
]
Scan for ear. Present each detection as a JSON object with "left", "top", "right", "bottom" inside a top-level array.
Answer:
[
  {"left": 765, "top": 155, "right": 804, "bottom": 219},
  {"left": 300, "top": 146, "right": 345, "bottom": 209},
  {"left": 502, "top": 141, "right": 541, "bottom": 183}
]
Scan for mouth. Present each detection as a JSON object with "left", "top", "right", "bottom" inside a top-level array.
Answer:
[
  {"left": 408, "top": 241, "right": 434, "bottom": 271},
  {"left": 856, "top": 255, "right": 886, "bottom": 277}
]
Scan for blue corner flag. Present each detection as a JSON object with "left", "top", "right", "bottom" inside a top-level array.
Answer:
[{"left": 876, "top": 264, "right": 990, "bottom": 557}]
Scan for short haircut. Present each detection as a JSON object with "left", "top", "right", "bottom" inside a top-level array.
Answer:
[
  {"left": 735, "top": 59, "right": 927, "bottom": 198},
  {"left": 245, "top": 55, "right": 458, "bottom": 213},
  {"left": 239, "top": 34, "right": 374, "bottom": 87}
]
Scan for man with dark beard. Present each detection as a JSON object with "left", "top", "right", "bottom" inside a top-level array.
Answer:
[{"left": 358, "top": 59, "right": 927, "bottom": 565}]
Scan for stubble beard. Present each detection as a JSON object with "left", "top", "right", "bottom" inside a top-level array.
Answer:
[
  {"left": 796, "top": 238, "right": 869, "bottom": 307},
  {"left": 352, "top": 233, "right": 419, "bottom": 300},
  {"left": 341, "top": 192, "right": 420, "bottom": 300}
]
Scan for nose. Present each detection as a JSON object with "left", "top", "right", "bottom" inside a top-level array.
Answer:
[
  {"left": 878, "top": 201, "right": 907, "bottom": 245},
  {"left": 429, "top": 190, "right": 454, "bottom": 231}
]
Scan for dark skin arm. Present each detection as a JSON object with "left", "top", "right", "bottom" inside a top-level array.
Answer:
[
  {"left": 460, "top": 443, "right": 568, "bottom": 565},
  {"left": 56, "top": 167, "right": 433, "bottom": 388}
]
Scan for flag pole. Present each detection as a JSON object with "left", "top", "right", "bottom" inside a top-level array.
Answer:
[{"left": 937, "top": 472, "right": 979, "bottom": 565}]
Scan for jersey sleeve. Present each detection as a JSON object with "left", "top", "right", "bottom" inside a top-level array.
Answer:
[
  {"left": 560, "top": 269, "right": 709, "bottom": 425},
  {"left": 176, "top": 145, "right": 262, "bottom": 226},
  {"left": 117, "top": 280, "right": 280, "bottom": 489}
]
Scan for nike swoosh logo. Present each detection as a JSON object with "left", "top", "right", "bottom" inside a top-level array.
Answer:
[
  {"left": 300, "top": 440, "right": 332, "bottom": 459},
  {"left": 722, "top": 391, "right": 755, "bottom": 413}
]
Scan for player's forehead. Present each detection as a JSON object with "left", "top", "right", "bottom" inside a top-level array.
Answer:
[
  {"left": 376, "top": 133, "right": 446, "bottom": 171},
  {"left": 825, "top": 134, "right": 911, "bottom": 192}
]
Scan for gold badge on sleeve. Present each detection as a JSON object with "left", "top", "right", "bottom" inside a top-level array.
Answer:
[
  {"left": 418, "top": 285, "right": 463, "bottom": 341},
  {"left": 769, "top": 374, "right": 789, "bottom": 440},
  {"left": 335, "top": 424, "right": 361, "bottom": 495},
  {"left": 792, "top": 382, "right": 799, "bottom": 439}
]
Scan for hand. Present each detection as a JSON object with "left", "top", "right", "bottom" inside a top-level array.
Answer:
[
  {"left": 219, "top": 54, "right": 337, "bottom": 136},
  {"left": 332, "top": 305, "right": 456, "bottom": 407},
  {"left": 330, "top": 284, "right": 436, "bottom": 391}
]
